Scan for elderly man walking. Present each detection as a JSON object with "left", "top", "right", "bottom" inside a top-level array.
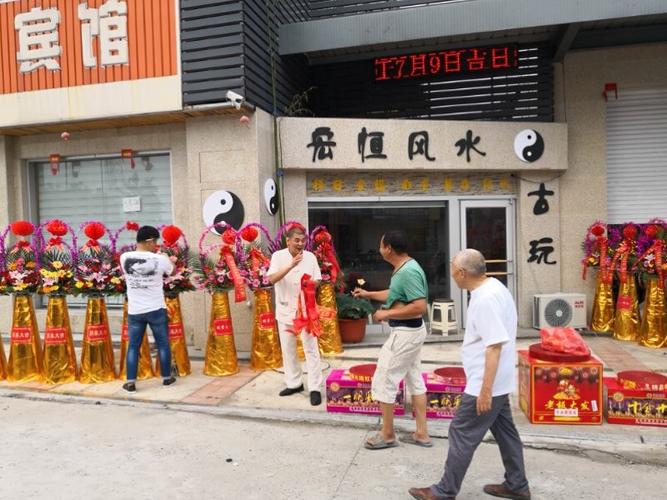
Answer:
[{"left": 409, "top": 249, "right": 530, "bottom": 500}]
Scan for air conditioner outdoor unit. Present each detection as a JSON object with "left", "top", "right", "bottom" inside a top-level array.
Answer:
[{"left": 533, "top": 293, "right": 587, "bottom": 329}]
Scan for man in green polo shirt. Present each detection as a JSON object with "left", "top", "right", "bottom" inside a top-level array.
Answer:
[{"left": 353, "top": 230, "right": 431, "bottom": 450}]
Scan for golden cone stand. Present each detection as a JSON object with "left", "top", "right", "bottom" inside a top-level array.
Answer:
[
  {"left": 590, "top": 273, "right": 615, "bottom": 333},
  {"left": 613, "top": 278, "right": 641, "bottom": 342},
  {"left": 119, "top": 301, "right": 154, "bottom": 380},
  {"left": 42, "top": 296, "right": 77, "bottom": 384},
  {"left": 639, "top": 278, "right": 667, "bottom": 348},
  {"left": 316, "top": 282, "right": 343, "bottom": 356},
  {"left": 7, "top": 294, "right": 43, "bottom": 382},
  {"left": 0, "top": 337, "right": 6, "bottom": 380},
  {"left": 155, "top": 295, "right": 191, "bottom": 377},
  {"left": 250, "top": 288, "right": 283, "bottom": 370},
  {"left": 79, "top": 296, "right": 116, "bottom": 383},
  {"left": 204, "top": 291, "right": 239, "bottom": 376},
  {"left": 296, "top": 336, "right": 305, "bottom": 361}
]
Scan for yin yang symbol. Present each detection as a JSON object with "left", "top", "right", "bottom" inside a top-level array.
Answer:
[
  {"left": 263, "top": 179, "right": 279, "bottom": 216},
  {"left": 202, "top": 190, "right": 245, "bottom": 233},
  {"left": 514, "top": 129, "right": 544, "bottom": 163}
]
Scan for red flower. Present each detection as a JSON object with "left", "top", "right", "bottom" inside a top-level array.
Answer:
[
  {"left": 46, "top": 219, "right": 67, "bottom": 236},
  {"left": 622, "top": 225, "right": 638, "bottom": 240},
  {"left": 288, "top": 222, "right": 305, "bottom": 234},
  {"left": 84, "top": 222, "right": 106, "bottom": 241},
  {"left": 591, "top": 224, "right": 605, "bottom": 237},
  {"left": 222, "top": 228, "right": 237, "bottom": 245},
  {"left": 11, "top": 220, "right": 34, "bottom": 237},
  {"left": 126, "top": 221, "right": 139, "bottom": 231},
  {"left": 645, "top": 224, "right": 659, "bottom": 240},
  {"left": 162, "top": 225, "right": 182, "bottom": 246},
  {"left": 240, "top": 226, "right": 258, "bottom": 242}
]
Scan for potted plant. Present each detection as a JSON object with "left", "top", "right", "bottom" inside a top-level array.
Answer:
[{"left": 336, "top": 293, "right": 374, "bottom": 343}]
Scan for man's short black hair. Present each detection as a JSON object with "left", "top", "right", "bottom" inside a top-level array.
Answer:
[
  {"left": 382, "top": 230, "right": 408, "bottom": 254},
  {"left": 136, "top": 225, "right": 160, "bottom": 243}
]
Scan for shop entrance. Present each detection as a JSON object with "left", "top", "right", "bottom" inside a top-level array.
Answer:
[
  {"left": 309, "top": 201, "right": 449, "bottom": 333},
  {"left": 458, "top": 199, "right": 516, "bottom": 327}
]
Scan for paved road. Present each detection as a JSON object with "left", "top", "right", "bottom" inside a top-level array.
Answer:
[{"left": 1, "top": 396, "right": 664, "bottom": 500}]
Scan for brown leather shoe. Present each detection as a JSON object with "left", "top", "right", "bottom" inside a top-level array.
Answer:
[
  {"left": 483, "top": 483, "right": 531, "bottom": 499},
  {"left": 408, "top": 486, "right": 455, "bottom": 500}
]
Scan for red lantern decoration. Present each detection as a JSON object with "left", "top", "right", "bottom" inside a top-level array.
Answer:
[
  {"left": 125, "top": 221, "right": 139, "bottom": 231},
  {"left": 84, "top": 222, "right": 106, "bottom": 241},
  {"left": 11, "top": 220, "right": 34, "bottom": 237},
  {"left": 240, "top": 226, "right": 258, "bottom": 242},
  {"left": 591, "top": 224, "right": 605, "bottom": 237},
  {"left": 121, "top": 149, "right": 136, "bottom": 169},
  {"left": 46, "top": 219, "right": 67, "bottom": 236},
  {"left": 162, "top": 225, "right": 182, "bottom": 247},
  {"left": 622, "top": 224, "right": 638, "bottom": 240},
  {"left": 49, "top": 154, "right": 61, "bottom": 176},
  {"left": 645, "top": 225, "right": 659, "bottom": 240},
  {"left": 222, "top": 228, "right": 237, "bottom": 245}
]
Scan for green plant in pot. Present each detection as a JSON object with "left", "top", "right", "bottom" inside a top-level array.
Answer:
[{"left": 336, "top": 293, "right": 374, "bottom": 343}]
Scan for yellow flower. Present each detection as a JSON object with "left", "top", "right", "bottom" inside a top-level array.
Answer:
[
  {"left": 52, "top": 261, "right": 63, "bottom": 269},
  {"left": 26, "top": 262, "right": 36, "bottom": 269},
  {"left": 75, "top": 281, "right": 85, "bottom": 289},
  {"left": 111, "top": 277, "right": 121, "bottom": 284}
]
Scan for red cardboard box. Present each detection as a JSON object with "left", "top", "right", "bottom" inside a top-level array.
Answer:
[
  {"left": 605, "top": 377, "right": 667, "bottom": 427},
  {"left": 326, "top": 368, "right": 405, "bottom": 416},
  {"left": 518, "top": 350, "right": 602, "bottom": 425},
  {"left": 420, "top": 370, "right": 466, "bottom": 419}
]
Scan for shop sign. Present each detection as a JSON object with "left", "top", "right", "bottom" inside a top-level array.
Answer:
[
  {"left": 279, "top": 117, "right": 567, "bottom": 172},
  {"left": 0, "top": 0, "right": 177, "bottom": 95},
  {"left": 374, "top": 45, "right": 518, "bottom": 82}
]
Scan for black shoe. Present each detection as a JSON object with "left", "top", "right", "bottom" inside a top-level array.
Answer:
[
  {"left": 279, "top": 384, "right": 304, "bottom": 397},
  {"left": 163, "top": 376, "right": 176, "bottom": 387},
  {"left": 122, "top": 382, "right": 136, "bottom": 393},
  {"left": 310, "top": 391, "right": 322, "bottom": 406}
]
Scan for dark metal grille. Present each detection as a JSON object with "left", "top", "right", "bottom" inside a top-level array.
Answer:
[{"left": 309, "top": 0, "right": 460, "bottom": 19}]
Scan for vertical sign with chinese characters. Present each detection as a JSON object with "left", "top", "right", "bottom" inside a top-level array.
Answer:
[{"left": 0, "top": 0, "right": 177, "bottom": 95}]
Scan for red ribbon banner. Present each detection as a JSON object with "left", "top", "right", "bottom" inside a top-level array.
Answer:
[
  {"left": 221, "top": 246, "right": 247, "bottom": 303},
  {"left": 290, "top": 274, "right": 322, "bottom": 337}
]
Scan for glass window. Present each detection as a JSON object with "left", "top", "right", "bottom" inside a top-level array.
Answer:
[{"left": 309, "top": 202, "right": 449, "bottom": 309}]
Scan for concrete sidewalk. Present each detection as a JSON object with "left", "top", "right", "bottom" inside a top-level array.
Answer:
[{"left": 1, "top": 333, "right": 666, "bottom": 465}]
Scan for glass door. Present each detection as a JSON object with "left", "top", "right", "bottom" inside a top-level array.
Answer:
[{"left": 458, "top": 199, "right": 516, "bottom": 327}]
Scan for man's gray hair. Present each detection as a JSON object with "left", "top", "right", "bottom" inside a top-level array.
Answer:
[{"left": 453, "top": 249, "right": 486, "bottom": 277}]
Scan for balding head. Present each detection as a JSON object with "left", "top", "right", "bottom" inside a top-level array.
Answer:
[{"left": 452, "top": 249, "right": 487, "bottom": 277}]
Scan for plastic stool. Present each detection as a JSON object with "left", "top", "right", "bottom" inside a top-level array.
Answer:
[{"left": 429, "top": 299, "right": 457, "bottom": 335}]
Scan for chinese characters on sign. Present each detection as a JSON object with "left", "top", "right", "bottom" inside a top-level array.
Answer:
[
  {"left": 14, "top": 1, "right": 128, "bottom": 74},
  {"left": 306, "top": 127, "right": 484, "bottom": 164},
  {"left": 374, "top": 46, "right": 519, "bottom": 81},
  {"left": 525, "top": 179, "right": 557, "bottom": 265},
  {"left": 527, "top": 182, "right": 554, "bottom": 215}
]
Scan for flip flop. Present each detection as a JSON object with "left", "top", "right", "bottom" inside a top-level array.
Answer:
[
  {"left": 399, "top": 433, "right": 434, "bottom": 448},
  {"left": 364, "top": 433, "right": 399, "bottom": 450}
]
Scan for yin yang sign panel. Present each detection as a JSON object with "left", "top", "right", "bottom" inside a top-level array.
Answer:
[
  {"left": 514, "top": 129, "right": 544, "bottom": 163},
  {"left": 203, "top": 190, "right": 245, "bottom": 234},
  {"left": 263, "top": 179, "right": 279, "bottom": 216}
]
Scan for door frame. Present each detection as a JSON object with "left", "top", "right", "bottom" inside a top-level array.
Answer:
[{"left": 454, "top": 198, "right": 517, "bottom": 328}]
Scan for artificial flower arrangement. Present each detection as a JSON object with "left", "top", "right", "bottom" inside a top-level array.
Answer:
[
  {"left": 309, "top": 225, "right": 342, "bottom": 288},
  {"left": 160, "top": 224, "right": 196, "bottom": 297},
  {"left": 74, "top": 221, "right": 124, "bottom": 296},
  {"left": 197, "top": 222, "right": 246, "bottom": 302},
  {"left": 3, "top": 220, "right": 40, "bottom": 295},
  {"left": 37, "top": 219, "right": 77, "bottom": 296},
  {"left": 238, "top": 223, "right": 273, "bottom": 291},
  {"left": 633, "top": 220, "right": 667, "bottom": 280}
]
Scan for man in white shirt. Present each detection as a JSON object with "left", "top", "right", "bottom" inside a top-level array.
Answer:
[
  {"left": 409, "top": 249, "right": 530, "bottom": 500},
  {"left": 268, "top": 223, "right": 323, "bottom": 406},
  {"left": 120, "top": 226, "right": 177, "bottom": 393}
]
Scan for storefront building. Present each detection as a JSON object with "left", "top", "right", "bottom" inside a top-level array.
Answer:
[{"left": 1, "top": 0, "right": 666, "bottom": 346}]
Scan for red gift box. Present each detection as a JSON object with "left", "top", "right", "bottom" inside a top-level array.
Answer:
[
  {"left": 420, "top": 369, "right": 466, "bottom": 419},
  {"left": 605, "top": 376, "right": 667, "bottom": 427},
  {"left": 326, "top": 368, "right": 404, "bottom": 416},
  {"left": 518, "top": 350, "right": 603, "bottom": 425}
]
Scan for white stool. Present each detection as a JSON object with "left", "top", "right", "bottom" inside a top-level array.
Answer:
[{"left": 429, "top": 299, "right": 457, "bottom": 336}]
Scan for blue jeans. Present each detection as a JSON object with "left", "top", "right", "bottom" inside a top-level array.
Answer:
[{"left": 127, "top": 308, "right": 171, "bottom": 380}]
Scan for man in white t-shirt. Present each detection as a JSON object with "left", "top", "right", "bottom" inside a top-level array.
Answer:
[
  {"left": 409, "top": 249, "right": 530, "bottom": 500},
  {"left": 120, "top": 226, "right": 177, "bottom": 393},
  {"left": 268, "top": 223, "right": 323, "bottom": 406}
]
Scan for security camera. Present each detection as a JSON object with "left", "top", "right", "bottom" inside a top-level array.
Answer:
[{"left": 226, "top": 90, "right": 244, "bottom": 110}]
